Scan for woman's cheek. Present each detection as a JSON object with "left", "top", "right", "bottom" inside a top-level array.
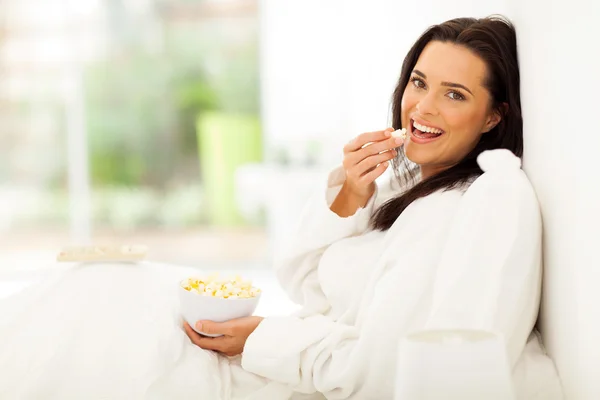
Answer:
[{"left": 401, "top": 89, "right": 416, "bottom": 113}]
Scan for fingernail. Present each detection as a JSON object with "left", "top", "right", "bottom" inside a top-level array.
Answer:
[
  {"left": 384, "top": 130, "right": 391, "bottom": 137},
  {"left": 195, "top": 322, "right": 203, "bottom": 331},
  {"left": 395, "top": 137, "right": 404, "bottom": 144}
]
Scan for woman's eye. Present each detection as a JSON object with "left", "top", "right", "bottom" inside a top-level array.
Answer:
[
  {"left": 412, "top": 78, "right": 425, "bottom": 89},
  {"left": 447, "top": 91, "right": 465, "bottom": 101}
]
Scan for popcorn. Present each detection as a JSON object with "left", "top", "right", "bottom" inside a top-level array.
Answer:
[
  {"left": 181, "top": 273, "right": 261, "bottom": 299},
  {"left": 391, "top": 128, "right": 407, "bottom": 140}
]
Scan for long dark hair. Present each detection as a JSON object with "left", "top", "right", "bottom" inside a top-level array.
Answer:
[{"left": 371, "top": 15, "right": 522, "bottom": 231}]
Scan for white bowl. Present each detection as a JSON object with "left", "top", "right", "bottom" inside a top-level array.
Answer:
[{"left": 178, "top": 284, "right": 261, "bottom": 337}]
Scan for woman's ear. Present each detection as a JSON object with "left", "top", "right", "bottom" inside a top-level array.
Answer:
[{"left": 483, "top": 102, "right": 508, "bottom": 133}]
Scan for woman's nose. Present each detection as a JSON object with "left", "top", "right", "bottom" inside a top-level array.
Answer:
[{"left": 416, "top": 93, "right": 439, "bottom": 116}]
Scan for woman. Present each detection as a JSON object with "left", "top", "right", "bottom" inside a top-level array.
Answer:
[{"left": 0, "top": 16, "right": 562, "bottom": 399}]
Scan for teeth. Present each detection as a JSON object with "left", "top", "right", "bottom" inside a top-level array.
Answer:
[{"left": 414, "top": 121, "right": 443, "bottom": 134}]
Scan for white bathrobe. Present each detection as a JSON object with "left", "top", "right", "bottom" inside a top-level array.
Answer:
[{"left": 0, "top": 149, "right": 562, "bottom": 399}]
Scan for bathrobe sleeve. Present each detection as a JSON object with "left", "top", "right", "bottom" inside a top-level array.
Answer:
[
  {"left": 274, "top": 165, "right": 378, "bottom": 312},
  {"left": 241, "top": 150, "right": 543, "bottom": 398}
]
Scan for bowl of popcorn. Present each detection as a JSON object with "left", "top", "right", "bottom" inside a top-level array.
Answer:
[{"left": 178, "top": 274, "right": 262, "bottom": 337}]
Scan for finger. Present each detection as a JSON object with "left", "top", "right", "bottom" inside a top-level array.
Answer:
[
  {"left": 195, "top": 336, "right": 227, "bottom": 352},
  {"left": 183, "top": 322, "right": 204, "bottom": 345},
  {"left": 196, "top": 320, "right": 233, "bottom": 336},
  {"left": 353, "top": 150, "right": 397, "bottom": 176},
  {"left": 346, "top": 148, "right": 396, "bottom": 181},
  {"left": 345, "top": 137, "right": 402, "bottom": 167},
  {"left": 359, "top": 161, "right": 389, "bottom": 183},
  {"left": 343, "top": 128, "right": 394, "bottom": 153},
  {"left": 362, "top": 162, "right": 385, "bottom": 176},
  {"left": 184, "top": 322, "right": 227, "bottom": 351}
]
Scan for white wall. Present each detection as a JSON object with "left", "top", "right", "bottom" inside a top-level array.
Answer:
[
  {"left": 260, "top": 2, "right": 600, "bottom": 397},
  {"left": 258, "top": 0, "right": 348, "bottom": 166},
  {"left": 512, "top": 0, "right": 600, "bottom": 398}
]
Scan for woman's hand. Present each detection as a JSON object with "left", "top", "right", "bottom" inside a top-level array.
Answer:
[
  {"left": 183, "top": 316, "right": 264, "bottom": 357},
  {"left": 330, "top": 128, "right": 404, "bottom": 217}
]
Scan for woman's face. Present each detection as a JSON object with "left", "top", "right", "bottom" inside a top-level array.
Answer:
[{"left": 401, "top": 41, "right": 501, "bottom": 178}]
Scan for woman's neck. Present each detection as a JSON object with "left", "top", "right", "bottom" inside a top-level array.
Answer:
[{"left": 419, "top": 164, "right": 453, "bottom": 181}]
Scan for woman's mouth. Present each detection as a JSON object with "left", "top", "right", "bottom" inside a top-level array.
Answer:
[{"left": 409, "top": 119, "right": 445, "bottom": 144}]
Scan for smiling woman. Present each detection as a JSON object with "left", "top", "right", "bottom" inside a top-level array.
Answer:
[{"left": 372, "top": 16, "right": 522, "bottom": 231}]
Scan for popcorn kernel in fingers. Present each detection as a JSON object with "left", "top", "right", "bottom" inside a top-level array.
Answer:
[{"left": 391, "top": 128, "right": 407, "bottom": 140}]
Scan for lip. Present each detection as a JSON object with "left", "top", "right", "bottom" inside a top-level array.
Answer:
[{"left": 408, "top": 116, "right": 446, "bottom": 144}]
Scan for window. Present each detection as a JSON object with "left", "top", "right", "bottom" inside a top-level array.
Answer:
[{"left": 0, "top": 0, "right": 266, "bottom": 268}]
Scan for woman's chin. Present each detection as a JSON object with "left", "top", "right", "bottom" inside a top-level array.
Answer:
[{"left": 404, "top": 143, "right": 432, "bottom": 166}]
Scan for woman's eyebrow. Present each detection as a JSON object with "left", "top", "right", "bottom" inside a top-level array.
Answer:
[
  {"left": 413, "top": 69, "right": 427, "bottom": 78},
  {"left": 441, "top": 81, "right": 473, "bottom": 95},
  {"left": 412, "top": 69, "right": 474, "bottom": 95}
]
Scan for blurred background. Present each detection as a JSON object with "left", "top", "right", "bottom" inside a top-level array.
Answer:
[
  {"left": 0, "top": 0, "right": 422, "bottom": 269},
  {"left": 0, "top": 0, "right": 266, "bottom": 268}
]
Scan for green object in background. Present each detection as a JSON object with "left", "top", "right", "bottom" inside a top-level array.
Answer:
[{"left": 197, "top": 111, "right": 262, "bottom": 226}]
